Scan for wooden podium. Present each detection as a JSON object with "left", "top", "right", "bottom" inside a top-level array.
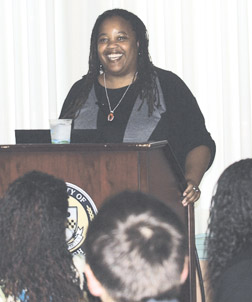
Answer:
[{"left": 0, "top": 141, "right": 196, "bottom": 302}]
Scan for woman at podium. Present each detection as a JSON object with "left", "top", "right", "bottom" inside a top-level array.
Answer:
[{"left": 59, "top": 9, "right": 215, "bottom": 206}]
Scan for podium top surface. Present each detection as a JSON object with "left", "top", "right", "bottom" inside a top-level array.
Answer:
[{"left": 0, "top": 141, "right": 168, "bottom": 153}]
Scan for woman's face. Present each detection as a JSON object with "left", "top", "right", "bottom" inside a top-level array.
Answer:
[{"left": 97, "top": 16, "right": 139, "bottom": 77}]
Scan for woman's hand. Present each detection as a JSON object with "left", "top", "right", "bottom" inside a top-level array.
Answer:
[
  {"left": 182, "top": 145, "right": 211, "bottom": 207},
  {"left": 182, "top": 180, "right": 201, "bottom": 206}
]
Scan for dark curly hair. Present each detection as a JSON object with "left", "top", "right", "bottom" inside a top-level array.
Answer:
[
  {"left": 62, "top": 8, "right": 159, "bottom": 119},
  {"left": 0, "top": 171, "right": 82, "bottom": 302},
  {"left": 207, "top": 158, "right": 252, "bottom": 287}
]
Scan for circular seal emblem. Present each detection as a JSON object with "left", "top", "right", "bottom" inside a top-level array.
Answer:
[{"left": 65, "top": 183, "right": 97, "bottom": 255}]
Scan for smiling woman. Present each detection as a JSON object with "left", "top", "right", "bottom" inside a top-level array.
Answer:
[
  {"left": 97, "top": 16, "right": 138, "bottom": 79},
  {"left": 97, "top": 15, "right": 139, "bottom": 122},
  {"left": 59, "top": 8, "right": 216, "bottom": 207}
]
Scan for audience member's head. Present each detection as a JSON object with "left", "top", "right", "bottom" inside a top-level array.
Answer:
[
  {"left": 207, "top": 158, "right": 252, "bottom": 286},
  {"left": 84, "top": 190, "right": 188, "bottom": 302},
  {"left": 0, "top": 170, "right": 82, "bottom": 302}
]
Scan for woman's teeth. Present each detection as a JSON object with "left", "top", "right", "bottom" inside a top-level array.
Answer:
[{"left": 107, "top": 54, "right": 123, "bottom": 61}]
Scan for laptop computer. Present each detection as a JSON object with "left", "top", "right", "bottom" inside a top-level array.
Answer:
[
  {"left": 15, "top": 129, "right": 51, "bottom": 144},
  {"left": 15, "top": 129, "right": 103, "bottom": 144}
]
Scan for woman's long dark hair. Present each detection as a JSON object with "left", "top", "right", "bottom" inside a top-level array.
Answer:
[
  {"left": 0, "top": 171, "right": 82, "bottom": 302},
  {"left": 207, "top": 158, "right": 252, "bottom": 287},
  {"left": 62, "top": 8, "right": 159, "bottom": 119}
]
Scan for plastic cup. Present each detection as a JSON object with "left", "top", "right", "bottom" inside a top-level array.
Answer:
[{"left": 49, "top": 119, "right": 72, "bottom": 144}]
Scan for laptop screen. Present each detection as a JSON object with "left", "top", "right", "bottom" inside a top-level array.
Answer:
[
  {"left": 15, "top": 130, "right": 51, "bottom": 144},
  {"left": 15, "top": 129, "right": 103, "bottom": 144}
]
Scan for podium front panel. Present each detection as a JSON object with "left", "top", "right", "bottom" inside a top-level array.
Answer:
[{"left": 0, "top": 142, "right": 195, "bottom": 302}]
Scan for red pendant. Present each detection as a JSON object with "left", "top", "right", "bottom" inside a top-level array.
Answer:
[{"left": 108, "top": 112, "right": 114, "bottom": 122}]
